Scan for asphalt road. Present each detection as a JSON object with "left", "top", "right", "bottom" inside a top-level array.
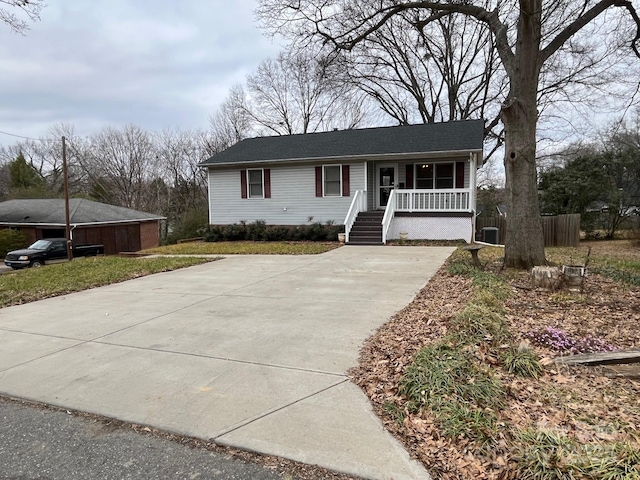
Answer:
[{"left": 0, "top": 397, "right": 295, "bottom": 480}]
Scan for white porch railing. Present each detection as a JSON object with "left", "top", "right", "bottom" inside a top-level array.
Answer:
[
  {"left": 395, "top": 189, "right": 471, "bottom": 212},
  {"left": 344, "top": 190, "right": 367, "bottom": 243},
  {"left": 381, "top": 189, "right": 396, "bottom": 244}
]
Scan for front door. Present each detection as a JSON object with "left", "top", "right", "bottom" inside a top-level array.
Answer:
[{"left": 377, "top": 164, "right": 397, "bottom": 208}]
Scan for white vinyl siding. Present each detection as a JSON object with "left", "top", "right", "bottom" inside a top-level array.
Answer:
[{"left": 209, "top": 163, "right": 364, "bottom": 225}]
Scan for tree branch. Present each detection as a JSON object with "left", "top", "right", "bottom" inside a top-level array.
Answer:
[
  {"left": 541, "top": 0, "right": 640, "bottom": 64},
  {"left": 313, "top": 2, "right": 515, "bottom": 73}
]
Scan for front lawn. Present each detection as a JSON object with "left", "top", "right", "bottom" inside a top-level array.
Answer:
[
  {"left": 142, "top": 241, "right": 340, "bottom": 255},
  {"left": 352, "top": 240, "right": 640, "bottom": 479},
  {"left": 0, "top": 256, "right": 214, "bottom": 308}
]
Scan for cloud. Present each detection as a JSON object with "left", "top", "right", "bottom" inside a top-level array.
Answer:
[{"left": 0, "top": 0, "right": 282, "bottom": 144}]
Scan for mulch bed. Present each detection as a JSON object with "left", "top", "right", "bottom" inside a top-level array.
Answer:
[{"left": 349, "top": 258, "right": 640, "bottom": 479}]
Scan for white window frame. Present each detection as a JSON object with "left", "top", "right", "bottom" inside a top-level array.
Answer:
[
  {"left": 247, "top": 168, "right": 264, "bottom": 199},
  {"left": 323, "top": 164, "right": 343, "bottom": 197},
  {"left": 414, "top": 162, "right": 458, "bottom": 189}
]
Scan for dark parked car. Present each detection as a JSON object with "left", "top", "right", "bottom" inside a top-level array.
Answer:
[{"left": 4, "top": 238, "right": 104, "bottom": 269}]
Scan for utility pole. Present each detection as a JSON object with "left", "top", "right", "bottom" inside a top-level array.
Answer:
[{"left": 62, "top": 136, "right": 73, "bottom": 261}]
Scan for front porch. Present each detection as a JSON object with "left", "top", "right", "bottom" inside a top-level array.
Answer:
[{"left": 345, "top": 188, "right": 474, "bottom": 244}]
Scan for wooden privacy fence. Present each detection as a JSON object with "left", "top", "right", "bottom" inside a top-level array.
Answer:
[{"left": 476, "top": 214, "right": 580, "bottom": 247}]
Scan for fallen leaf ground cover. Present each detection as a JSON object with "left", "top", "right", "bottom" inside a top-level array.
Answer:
[{"left": 351, "top": 240, "right": 640, "bottom": 479}]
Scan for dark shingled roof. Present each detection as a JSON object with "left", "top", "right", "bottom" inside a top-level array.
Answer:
[
  {"left": 0, "top": 199, "right": 165, "bottom": 226},
  {"left": 200, "top": 120, "right": 484, "bottom": 167}
]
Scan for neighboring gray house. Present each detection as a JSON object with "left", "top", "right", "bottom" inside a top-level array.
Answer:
[{"left": 200, "top": 120, "right": 484, "bottom": 244}]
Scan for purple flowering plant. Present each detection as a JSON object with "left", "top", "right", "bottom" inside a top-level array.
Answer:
[{"left": 527, "top": 326, "right": 616, "bottom": 354}]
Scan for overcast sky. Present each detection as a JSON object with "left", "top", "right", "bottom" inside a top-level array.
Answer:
[{"left": 0, "top": 0, "right": 283, "bottom": 147}]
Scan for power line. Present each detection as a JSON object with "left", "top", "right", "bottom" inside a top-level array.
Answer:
[{"left": 0, "top": 129, "right": 59, "bottom": 142}]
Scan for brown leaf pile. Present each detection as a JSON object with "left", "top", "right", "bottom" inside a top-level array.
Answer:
[{"left": 349, "top": 246, "right": 640, "bottom": 480}]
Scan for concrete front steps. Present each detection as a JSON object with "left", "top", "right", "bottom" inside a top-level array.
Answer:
[{"left": 347, "top": 211, "right": 384, "bottom": 245}]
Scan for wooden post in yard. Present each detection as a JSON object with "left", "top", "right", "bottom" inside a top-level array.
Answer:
[{"left": 62, "top": 136, "right": 73, "bottom": 261}]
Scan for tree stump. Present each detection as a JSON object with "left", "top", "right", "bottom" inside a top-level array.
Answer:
[{"left": 531, "top": 266, "right": 562, "bottom": 291}]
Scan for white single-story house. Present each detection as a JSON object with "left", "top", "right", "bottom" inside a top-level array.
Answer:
[{"left": 200, "top": 120, "right": 484, "bottom": 244}]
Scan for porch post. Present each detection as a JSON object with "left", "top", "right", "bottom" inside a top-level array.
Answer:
[
  {"left": 470, "top": 152, "right": 478, "bottom": 243},
  {"left": 364, "top": 161, "right": 368, "bottom": 210},
  {"left": 469, "top": 152, "right": 477, "bottom": 212}
]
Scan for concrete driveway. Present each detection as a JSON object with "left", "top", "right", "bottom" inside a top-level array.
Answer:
[{"left": 0, "top": 246, "right": 453, "bottom": 480}]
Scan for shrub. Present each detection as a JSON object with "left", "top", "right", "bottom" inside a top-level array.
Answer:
[
  {"left": 203, "top": 220, "right": 343, "bottom": 243},
  {"left": 222, "top": 222, "right": 248, "bottom": 241},
  {"left": 0, "top": 229, "right": 28, "bottom": 258},
  {"left": 247, "top": 220, "right": 267, "bottom": 241}
]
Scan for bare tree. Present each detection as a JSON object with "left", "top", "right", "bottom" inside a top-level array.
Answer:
[
  {"left": 258, "top": 0, "right": 640, "bottom": 269},
  {"left": 155, "top": 128, "right": 208, "bottom": 212},
  {"left": 82, "top": 125, "right": 158, "bottom": 211},
  {"left": 208, "top": 84, "right": 254, "bottom": 150},
  {"left": 1, "top": 0, "right": 43, "bottom": 33},
  {"left": 0, "top": 124, "right": 89, "bottom": 197},
  {"left": 243, "top": 51, "right": 367, "bottom": 135},
  {"left": 332, "top": 12, "right": 506, "bottom": 144}
]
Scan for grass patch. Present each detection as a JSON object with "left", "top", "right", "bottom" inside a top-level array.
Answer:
[
  {"left": 547, "top": 244, "right": 640, "bottom": 287},
  {"left": 502, "top": 344, "right": 543, "bottom": 379},
  {"left": 591, "top": 264, "right": 640, "bottom": 286},
  {"left": 449, "top": 302, "right": 511, "bottom": 346},
  {"left": 0, "top": 256, "right": 214, "bottom": 307},
  {"left": 397, "top": 249, "right": 514, "bottom": 445},
  {"left": 383, "top": 400, "right": 406, "bottom": 428},
  {"left": 400, "top": 344, "right": 504, "bottom": 444},
  {"left": 513, "top": 430, "right": 640, "bottom": 480},
  {"left": 142, "top": 241, "right": 340, "bottom": 255}
]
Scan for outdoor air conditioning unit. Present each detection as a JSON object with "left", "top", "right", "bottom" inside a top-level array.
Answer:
[{"left": 481, "top": 227, "right": 499, "bottom": 245}]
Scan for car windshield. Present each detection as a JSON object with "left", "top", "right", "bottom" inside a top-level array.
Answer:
[{"left": 29, "top": 240, "right": 51, "bottom": 250}]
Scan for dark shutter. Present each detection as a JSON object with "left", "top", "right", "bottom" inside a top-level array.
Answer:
[
  {"left": 264, "top": 169, "right": 271, "bottom": 198},
  {"left": 342, "top": 165, "right": 350, "bottom": 196},
  {"left": 456, "top": 162, "right": 465, "bottom": 188},
  {"left": 315, "top": 166, "right": 323, "bottom": 197},
  {"left": 240, "top": 170, "right": 247, "bottom": 198},
  {"left": 405, "top": 164, "right": 414, "bottom": 189}
]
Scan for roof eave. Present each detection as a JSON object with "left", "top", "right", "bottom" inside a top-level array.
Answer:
[
  {"left": 201, "top": 148, "right": 484, "bottom": 169},
  {"left": 0, "top": 218, "right": 165, "bottom": 227}
]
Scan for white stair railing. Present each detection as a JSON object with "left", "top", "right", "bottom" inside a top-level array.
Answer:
[
  {"left": 343, "top": 190, "right": 367, "bottom": 243},
  {"left": 381, "top": 189, "right": 396, "bottom": 244}
]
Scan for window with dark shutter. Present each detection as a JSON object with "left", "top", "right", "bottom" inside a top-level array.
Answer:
[
  {"left": 342, "top": 165, "right": 350, "bottom": 196},
  {"left": 315, "top": 166, "right": 323, "bottom": 197},
  {"left": 248, "top": 169, "right": 264, "bottom": 198},
  {"left": 264, "top": 169, "right": 271, "bottom": 198},
  {"left": 240, "top": 170, "right": 247, "bottom": 198},
  {"left": 323, "top": 165, "right": 341, "bottom": 196}
]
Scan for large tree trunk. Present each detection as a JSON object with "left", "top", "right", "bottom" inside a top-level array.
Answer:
[
  {"left": 502, "top": 101, "right": 546, "bottom": 269},
  {"left": 501, "top": 0, "right": 547, "bottom": 269}
]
